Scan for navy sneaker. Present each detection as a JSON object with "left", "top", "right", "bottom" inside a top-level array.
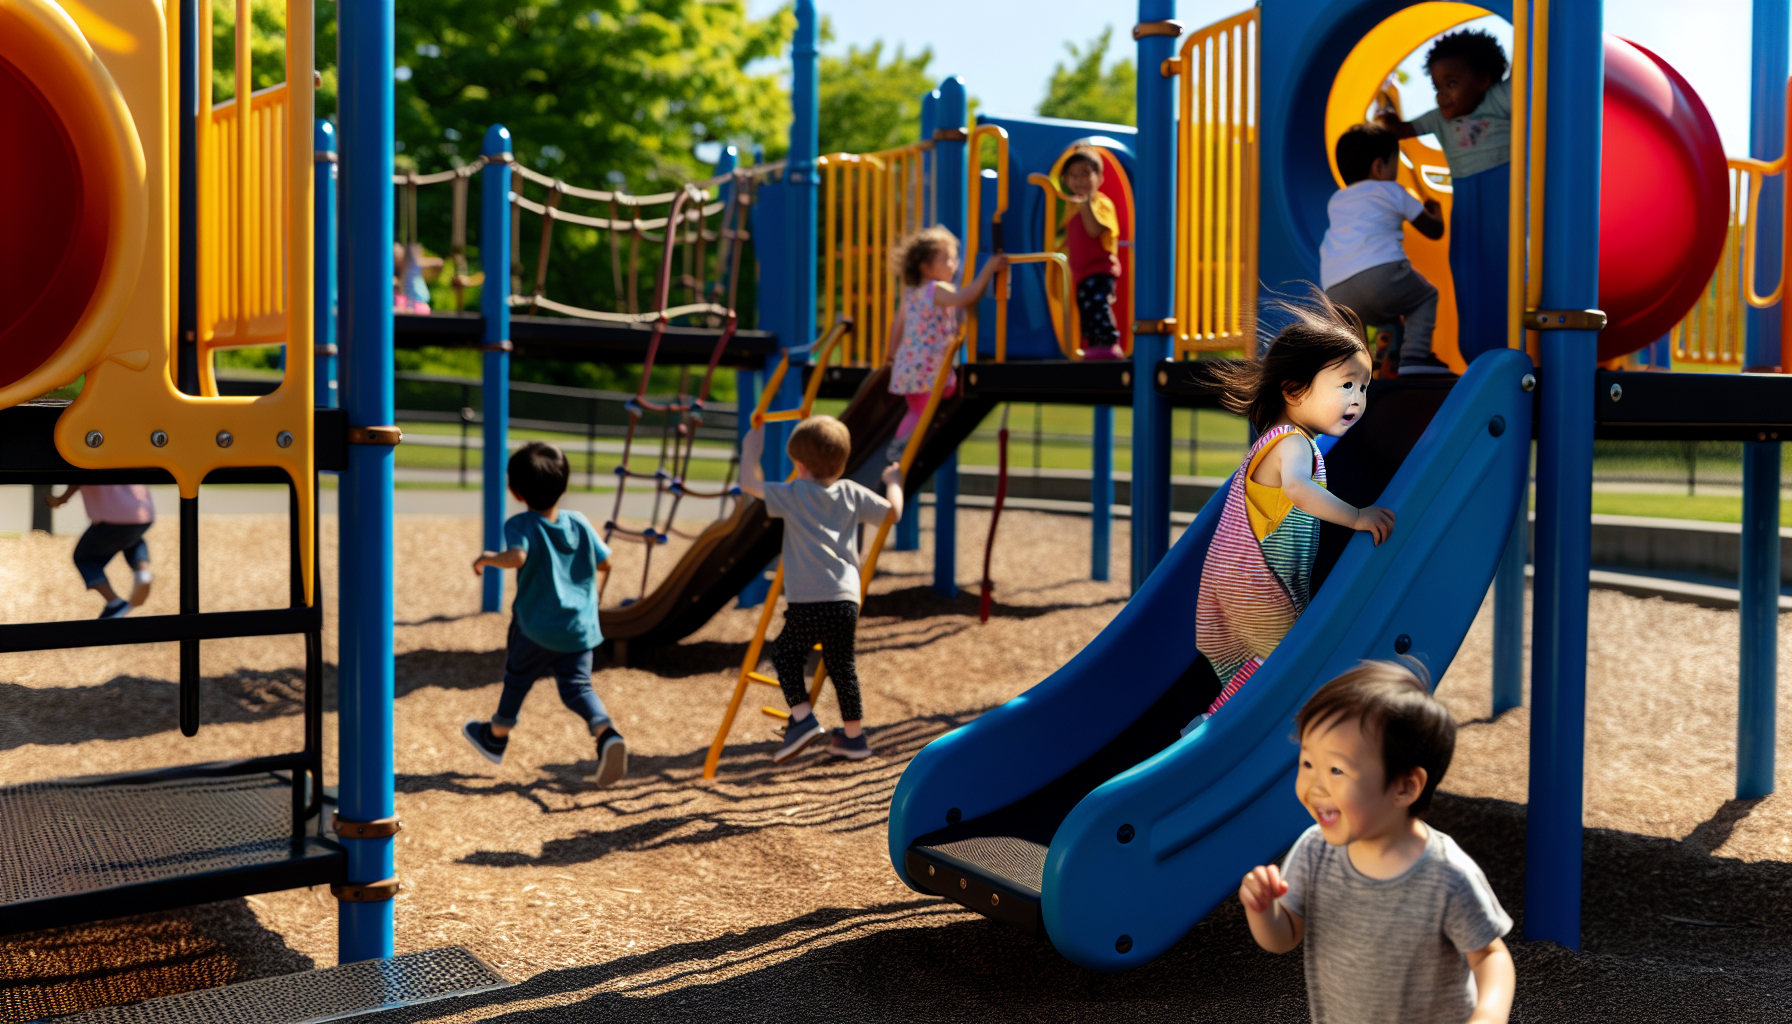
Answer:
[
  {"left": 98, "top": 598, "right": 131, "bottom": 620},
  {"left": 462, "top": 720, "right": 507, "bottom": 765},
  {"left": 593, "top": 729, "right": 628, "bottom": 788},
  {"left": 826, "top": 728, "right": 873, "bottom": 760},
  {"left": 773, "top": 713, "right": 826, "bottom": 763}
]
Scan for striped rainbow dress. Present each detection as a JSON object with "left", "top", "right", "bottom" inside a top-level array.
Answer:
[{"left": 1197, "top": 424, "right": 1326, "bottom": 713}]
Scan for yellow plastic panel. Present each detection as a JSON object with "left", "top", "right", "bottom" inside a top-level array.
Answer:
[
  {"left": 1326, "top": 2, "right": 1491, "bottom": 372},
  {"left": 52, "top": 0, "right": 317, "bottom": 605},
  {"left": 0, "top": 0, "right": 147, "bottom": 409}
]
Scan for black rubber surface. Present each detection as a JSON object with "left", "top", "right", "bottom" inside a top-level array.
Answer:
[{"left": 906, "top": 375, "right": 1456, "bottom": 930}]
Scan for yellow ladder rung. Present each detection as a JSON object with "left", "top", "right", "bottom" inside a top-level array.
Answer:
[
  {"left": 761, "top": 707, "right": 790, "bottom": 720},
  {"left": 746, "top": 672, "right": 780, "bottom": 687},
  {"left": 760, "top": 410, "right": 804, "bottom": 423}
]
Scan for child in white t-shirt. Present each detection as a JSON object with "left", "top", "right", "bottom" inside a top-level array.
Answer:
[{"left": 1320, "top": 123, "right": 1449, "bottom": 376}]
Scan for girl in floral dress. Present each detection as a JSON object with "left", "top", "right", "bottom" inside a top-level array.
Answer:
[{"left": 883, "top": 227, "right": 1006, "bottom": 458}]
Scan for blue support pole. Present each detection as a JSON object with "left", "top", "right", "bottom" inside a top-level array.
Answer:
[
  {"left": 1132, "top": 0, "right": 1176, "bottom": 591},
  {"left": 895, "top": 89, "right": 940, "bottom": 555},
  {"left": 336, "top": 0, "right": 397, "bottom": 963},
  {"left": 1525, "top": 0, "right": 1603, "bottom": 951},
  {"left": 932, "top": 76, "right": 969, "bottom": 599},
  {"left": 480, "top": 125, "right": 513, "bottom": 613},
  {"left": 315, "top": 120, "right": 339, "bottom": 410},
  {"left": 771, "top": 0, "right": 816, "bottom": 477},
  {"left": 1092, "top": 406, "right": 1113, "bottom": 581},
  {"left": 1492, "top": 479, "right": 1527, "bottom": 714},
  {"left": 1740, "top": 0, "right": 1787, "bottom": 800}
]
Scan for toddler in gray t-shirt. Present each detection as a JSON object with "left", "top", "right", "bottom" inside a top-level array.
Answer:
[{"left": 1240, "top": 661, "right": 1515, "bottom": 1024}]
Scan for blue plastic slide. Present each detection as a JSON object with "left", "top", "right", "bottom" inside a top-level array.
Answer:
[{"left": 889, "top": 349, "right": 1534, "bottom": 970}]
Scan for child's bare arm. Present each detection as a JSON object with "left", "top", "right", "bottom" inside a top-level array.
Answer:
[
  {"left": 1238, "top": 864, "right": 1304, "bottom": 954},
  {"left": 472, "top": 548, "right": 526, "bottom": 576},
  {"left": 880, "top": 462, "right": 905, "bottom": 521},
  {"left": 1374, "top": 110, "right": 1419, "bottom": 138},
  {"left": 1465, "top": 938, "right": 1515, "bottom": 1024},
  {"left": 1272, "top": 435, "right": 1396, "bottom": 544},
  {"left": 45, "top": 485, "right": 77, "bottom": 509},
  {"left": 739, "top": 426, "right": 767, "bottom": 498},
  {"left": 1412, "top": 198, "right": 1445, "bottom": 240},
  {"left": 932, "top": 255, "right": 1009, "bottom": 309}
]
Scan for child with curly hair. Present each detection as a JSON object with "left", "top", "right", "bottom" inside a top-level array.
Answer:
[
  {"left": 882, "top": 227, "right": 1006, "bottom": 462},
  {"left": 1378, "top": 28, "right": 1512, "bottom": 368}
]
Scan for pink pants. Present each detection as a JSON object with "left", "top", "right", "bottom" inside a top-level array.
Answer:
[{"left": 894, "top": 379, "right": 956, "bottom": 440}]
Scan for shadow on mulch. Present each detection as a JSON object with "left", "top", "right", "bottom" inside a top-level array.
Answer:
[
  {"left": 863, "top": 585, "right": 1125, "bottom": 624},
  {"left": 0, "top": 649, "right": 506, "bottom": 751},
  {"left": 0, "top": 899, "right": 313, "bottom": 1024}
]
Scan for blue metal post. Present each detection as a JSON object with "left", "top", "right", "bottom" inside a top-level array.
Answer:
[
  {"left": 315, "top": 120, "right": 339, "bottom": 410},
  {"left": 1526, "top": 0, "right": 1602, "bottom": 951},
  {"left": 1740, "top": 0, "right": 1787, "bottom": 800},
  {"left": 480, "top": 125, "right": 513, "bottom": 613},
  {"left": 1092, "top": 406, "right": 1113, "bottom": 580},
  {"left": 932, "top": 76, "right": 968, "bottom": 599},
  {"left": 336, "top": 0, "right": 396, "bottom": 962},
  {"left": 1492, "top": 480, "right": 1527, "bottom": 714},
  {"left": 897, "top": 89, "right": 940, "bottom": 554},
  {"left": 1132, "top": 0, "right": 1176, "bottom": 591}
]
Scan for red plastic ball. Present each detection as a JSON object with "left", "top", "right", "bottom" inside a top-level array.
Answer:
[{"left": 1597, "top": 35, "right": 1731, "bottom": 361}]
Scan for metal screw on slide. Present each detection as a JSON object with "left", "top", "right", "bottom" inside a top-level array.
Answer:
[
  {"left": 1489, "top": 416, "right": 1506, "bottom": 437},
  {"left": 150, "top": 430, "right": 168, "bottom": 447},
  {"left": 959, "top": 877, "right": 968, "bottom": 890},
  {"left": 1521, "top": 374, "right": 1536, "bottom": 392},
  {"left": 1395, "top": 634, "right": 1413, "bottom": 654},
  {"left": 1116, "top": 823, "right": 1135, "bottom": 844},
  {"left": 1115, "top": 935, "right": 1133, "bottom": 953},
  {"left": 1609, "top": 383, "right": 1623, "bottom": 402},
  {"left": 216, "top": 431, "right": 234, "bottom": 448},
  {"left": 277, "top": 430, "right": 294, "bottom": 448},
  {"left": 947, "top": 807, "right": 962, "bottom": 824},
  {"left": 84, "top": 431, "right": 103, "bottom": 448}
]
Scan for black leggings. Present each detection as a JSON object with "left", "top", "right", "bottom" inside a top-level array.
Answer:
[
  {"left": 771, "top": 600, "right": 863, "bottom": 721},
  {"left": 1077, "top": 273, "right": 1120, "bottom": 347}
]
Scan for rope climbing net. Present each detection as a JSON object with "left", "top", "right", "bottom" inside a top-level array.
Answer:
[{"left": 391, "top": 151, "right": 786, "bottom": 602}]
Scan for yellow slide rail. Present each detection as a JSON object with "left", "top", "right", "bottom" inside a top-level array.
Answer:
[
  {"left": 196, "top": 1, "right": 292, "bottom": 396},
  {"left": 1667, "top": 156, "right": 1786, "bottom": 367},
  {"left": 1169, "top": 7, "right": 1260, "bottom": 356},
  {"left": 820, "top": 142, "right": 932, "bottom": 368}
]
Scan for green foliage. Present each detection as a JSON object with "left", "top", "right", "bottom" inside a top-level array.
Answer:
[
  {"left": 1037, "top": 27, "right": 1136, "bottom": 127},
  {"left": 211, "top": 0, "right": 338, "bottom": 112},
  {"left": 818, "top": 39, "right": 936, "bottom": 155}
]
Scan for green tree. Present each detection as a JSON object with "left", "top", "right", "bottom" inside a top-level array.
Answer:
[
  {"left": 819, "top": 39, "right": 936, "bottom": 155},
  {"left": 1037, "top": 27, "right": 1136, "bottom": 127}
]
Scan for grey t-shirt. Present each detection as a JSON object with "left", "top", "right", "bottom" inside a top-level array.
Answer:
[
  {"left": 762, "top": 478, "right": 893, "bottom": 604},
  {"left": 1280, "top": 823, "right": 1512, "bottom": 1024}
]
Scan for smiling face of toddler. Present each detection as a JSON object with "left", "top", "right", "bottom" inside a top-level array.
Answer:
[
  {"left": 1297, "top": 712, "right": 1418, "bottom": 847},
  {"left": 1282, "top": 349, "right": 1371, "bottom": 437}
]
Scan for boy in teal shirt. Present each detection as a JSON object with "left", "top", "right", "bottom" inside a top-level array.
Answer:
[{"left": 463, "top": 442, "right": 626, "bottom": 787}]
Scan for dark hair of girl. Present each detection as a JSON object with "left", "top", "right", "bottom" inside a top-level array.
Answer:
[{"left": 1208, "top": 291, "right": 1368, "bottom": 434}]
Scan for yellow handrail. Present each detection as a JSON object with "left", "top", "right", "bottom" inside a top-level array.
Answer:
[
  {"left": 1171, "top": 8, "right": 1260, "bottom": 355},
  {"left": 1737, "top": 152, "right": 1787, "bottom": 309},
  {"left": 1005, "top": 252, "right": 1075, "bottom": 360}
]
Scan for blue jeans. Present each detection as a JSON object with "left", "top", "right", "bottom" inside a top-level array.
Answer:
[
  {"left": 72, "top": 522, "right": 151, "bottom": 589},
  {"left": 492, "top": 620, "right": 611, "bottom": 734}
]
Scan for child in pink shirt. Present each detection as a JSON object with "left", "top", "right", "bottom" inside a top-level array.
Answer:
[{"left": 47, "top": 484, "right": 156, "bottom": 619}]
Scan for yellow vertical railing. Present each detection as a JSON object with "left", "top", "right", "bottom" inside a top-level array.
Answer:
[
  {"left": 1669, "top": 160, "right": 1776, "bottom": 366},
  {"left": 198, "top": 75, "right": 292, "bottom": 395},
  {"left": 1171, "top": 8, "right": 1260, "bottom": 356},
  {"left": 817, "top": 141, "right": 933, "bottom": 368}
]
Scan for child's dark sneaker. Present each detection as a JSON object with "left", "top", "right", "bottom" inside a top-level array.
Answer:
[
  {"left": 98, "top": 598, "right": 131, "bottom": 620},
  {"left": 593, "top": 728, "right": 628, "bottom": 788},
  {"left": 462, "top": 720, "right": 507, "bottom": 765},
  {"left": 773, "top": 712, "right": 826, "bottom": 763},
  {"left": 826, "top": 728, "right": 873, "bottom": 760}
]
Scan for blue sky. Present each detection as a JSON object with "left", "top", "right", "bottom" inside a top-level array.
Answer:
[{"left": 750, "top": 0, "right": 1767, "bottom": 156}]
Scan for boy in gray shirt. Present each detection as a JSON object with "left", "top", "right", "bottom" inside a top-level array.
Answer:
[
  {"left": 1240, "top": 661, "right": 1515, "bottom": 1024},
  {"left": 740, "top": 416, "right": 903, "bottom": 762}
]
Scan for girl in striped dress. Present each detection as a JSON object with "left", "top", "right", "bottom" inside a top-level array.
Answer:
[{"left": 1194, "top": 297, "right": 1396, "bottom": 725}]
